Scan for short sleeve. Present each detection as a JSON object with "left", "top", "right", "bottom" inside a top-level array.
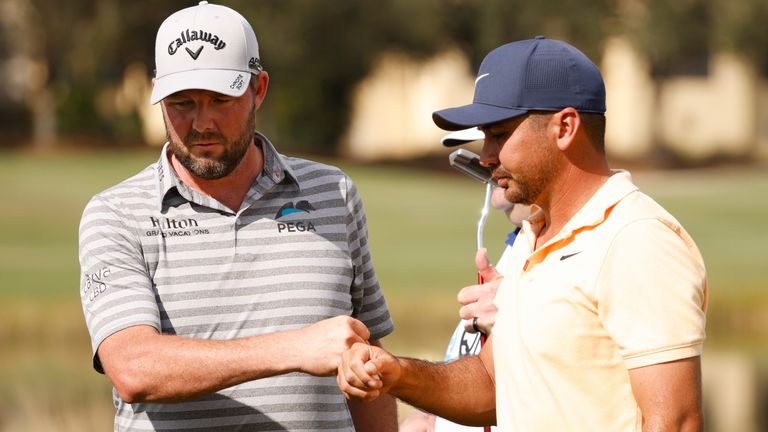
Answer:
[
  {"left": 342, "top": 175, "right": 393, "bottom": 341},
  {"left": 595, "top": 218, "right": 707, "bottom": 369},
  {"left": 79, "top": 195, "right": 161, "bottom": 372}
]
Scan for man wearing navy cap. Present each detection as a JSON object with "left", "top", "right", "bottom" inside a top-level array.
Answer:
[{"left": 338, "top": 37, "right": 707, "bottom": 432}]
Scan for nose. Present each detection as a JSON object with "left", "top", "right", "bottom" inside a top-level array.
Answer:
[
  {"left": 479, "top": 140, "right": 499, "bottom": 168},
  {"left": 191, "top": 103, "right": 216, "bottom": 132}
]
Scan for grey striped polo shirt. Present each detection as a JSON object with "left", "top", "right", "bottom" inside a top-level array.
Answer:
[{"left": 78, "top": 133, "right": 393, "bottom": 431}]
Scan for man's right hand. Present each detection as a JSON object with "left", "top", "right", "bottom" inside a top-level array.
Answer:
[
  {"left": 337, "top": 342, "right": 401, "bottom": 401},
  {"left": 291, "top": 316, "right": 371, "bottom": 376}
]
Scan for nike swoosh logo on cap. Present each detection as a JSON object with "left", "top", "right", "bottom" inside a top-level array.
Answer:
[{"left": 475, "top": 73, "right": 490, "bottom": 85}]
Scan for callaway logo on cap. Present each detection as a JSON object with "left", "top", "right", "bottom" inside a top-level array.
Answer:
[{"left": 151, "top": 1, "right": 262, "bottom": 104}]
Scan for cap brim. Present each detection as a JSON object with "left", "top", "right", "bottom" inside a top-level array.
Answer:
[
  {"left": 441, "top": 127, "right": 485, "bottom": 147},
  {"left": 150, "top": 69, "right": 252, "bottom": 104},
  {"left": 433, "top": 103, "right": 528, "bottom": 131}
]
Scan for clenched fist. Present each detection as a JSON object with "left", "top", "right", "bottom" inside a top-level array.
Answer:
[{"left": 290, "top": 316, "right": 371, "bottom": 376}]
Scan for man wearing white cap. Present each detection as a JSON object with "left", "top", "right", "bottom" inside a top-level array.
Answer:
[
  {"left": 338, "top": 37, "right": 707, "bottom": 431},
  {"left": 78, "top": 2, "right": 396, "bottom": 431}
]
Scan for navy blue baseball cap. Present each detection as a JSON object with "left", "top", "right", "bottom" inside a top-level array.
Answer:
[{"left": 433, "top": 36, "right": 606, "bottom": 131}]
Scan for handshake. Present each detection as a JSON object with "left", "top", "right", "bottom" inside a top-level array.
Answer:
[
  {"left": 294, "top": 315, "right": 403, "bottom": 402},
  {"left": 288, "top": 315, "right": 375, "bottom": 377},
  {"left": 303, "top": 247, "right": 503, "bottom": 404}
]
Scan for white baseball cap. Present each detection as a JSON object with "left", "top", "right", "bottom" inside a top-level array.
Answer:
[
  {"left": 151, "top": 1, "right": 262, "bottom": 104},
  {"left": 440, "top": 127, "right": 485, "bottom": 147}
]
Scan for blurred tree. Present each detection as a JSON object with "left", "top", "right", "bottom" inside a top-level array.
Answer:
[
  {"left": 0, "top": 0, "right": 765, "bottom": 153},
  {"left": 618, "top": 0, "right": 712, "bottom": 76},
  {"left": 231, "top": 0, "right": 451, "bottom": 153},
  {"left": 0, "top": 0, "right": 51, "bottom": 148},
  {"left": 712, "top": 0, "right": 768, "bottom": 74},
  {"left": 29, "top": 0, "right": 187, "bottom": 145},
  {"left": 449, "top": 0, "right": 618, "bottom": 65},
  {"left": 618, "top": 0, "right": 768, "bottom": 76},
  {"left": 4, "top": 0, "right": 623, "bottom": 152},
  {"left": 232, "top": 0, "right": 619, "bottom": 154}
]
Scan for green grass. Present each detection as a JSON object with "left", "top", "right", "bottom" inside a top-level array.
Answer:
[
  {"left": 1, "top": 149, "right": 766, "bottom": 430},
  {"left": 632, "top": 168, "right": 768, "bottom": 295},
  {"left": 0, "top": 150, "right": 160, "bottom": 301}
]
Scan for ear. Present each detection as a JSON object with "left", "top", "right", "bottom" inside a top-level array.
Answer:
[
  {"left": 252, "top": 71, "right": 269, "bottom": 110},
  {"left": 553, "top": 107, "right": 580, "bottom": 151}
]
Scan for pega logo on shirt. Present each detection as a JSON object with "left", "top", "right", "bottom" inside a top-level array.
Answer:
[{"left": 275, "top": 200, "right": 317, "bottom": 233}]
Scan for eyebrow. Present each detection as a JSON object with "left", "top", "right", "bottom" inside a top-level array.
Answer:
[{"left": 480, "top": 120, "right": 511, "bottom": 131}]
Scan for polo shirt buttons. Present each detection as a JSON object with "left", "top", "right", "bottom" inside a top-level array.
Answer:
[{"left": 234, "top": 217, "right": 245, "bottom": 230}]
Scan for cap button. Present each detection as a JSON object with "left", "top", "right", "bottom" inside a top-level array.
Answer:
[
  {"left": 534, "top": 35, "right": 545, "bottom": 40},
  {"left": 199, "top": 1, "right": 209, "bottom": 5}
]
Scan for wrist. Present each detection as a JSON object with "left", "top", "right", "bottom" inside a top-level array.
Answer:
[
  {"left": 280, "top": 328, "right": 305, "bottom": 373},
  {"left": 246, "top": 329, "right": 303, "bottom": 375},
  {"left": 389, "top": 356, "right": 417, "bottom": 396}
]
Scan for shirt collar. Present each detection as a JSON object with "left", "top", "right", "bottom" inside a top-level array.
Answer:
[
  {"left": 156, "top": 143, "right": 180, "bottom": 210},
  {"left": 257, "top": 131, "right": 300, "bottom": 189},
  {"left": 558, "top": 169, "right": 636, "bottom": 235},
  {"left": 154, "top": 132, "right": 301, "bottom": 211},
  {"left": 521, "top": 170, "right": 638, "bottom": 268}
]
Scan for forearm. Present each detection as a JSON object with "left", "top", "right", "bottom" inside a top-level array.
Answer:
[
  {"left": 101, "top": 326, "right": 309, "bottom": 403},
  {"left": 399, "top": 409, "right": 436, "bottom": 432},
  {"left": 349, "top": 394, "right": 398, "bottom": 432},
  {"left": 642, "top": 410, "right": 703, "bottom": 432},
  {"left": 392, "top": 356, "right": 495, "bottom": 426},
  {"left": 630, "top": 357, "right": 703, "bottom": 432}
]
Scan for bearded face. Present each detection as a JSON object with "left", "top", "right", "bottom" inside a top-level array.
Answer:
[
  {"left": 495, "top": 143, "right": 559, "bottom": 206},
  {"left": 167, "top": 104, "right": 256, "bottom": 180},
  {"left": 489, "top": 114, "right": 560, "bottom": 206}
]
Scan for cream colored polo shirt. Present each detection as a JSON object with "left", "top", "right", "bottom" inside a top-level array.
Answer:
[{"left": 492, "top": 170, "right": 707, "bottom": 431}]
